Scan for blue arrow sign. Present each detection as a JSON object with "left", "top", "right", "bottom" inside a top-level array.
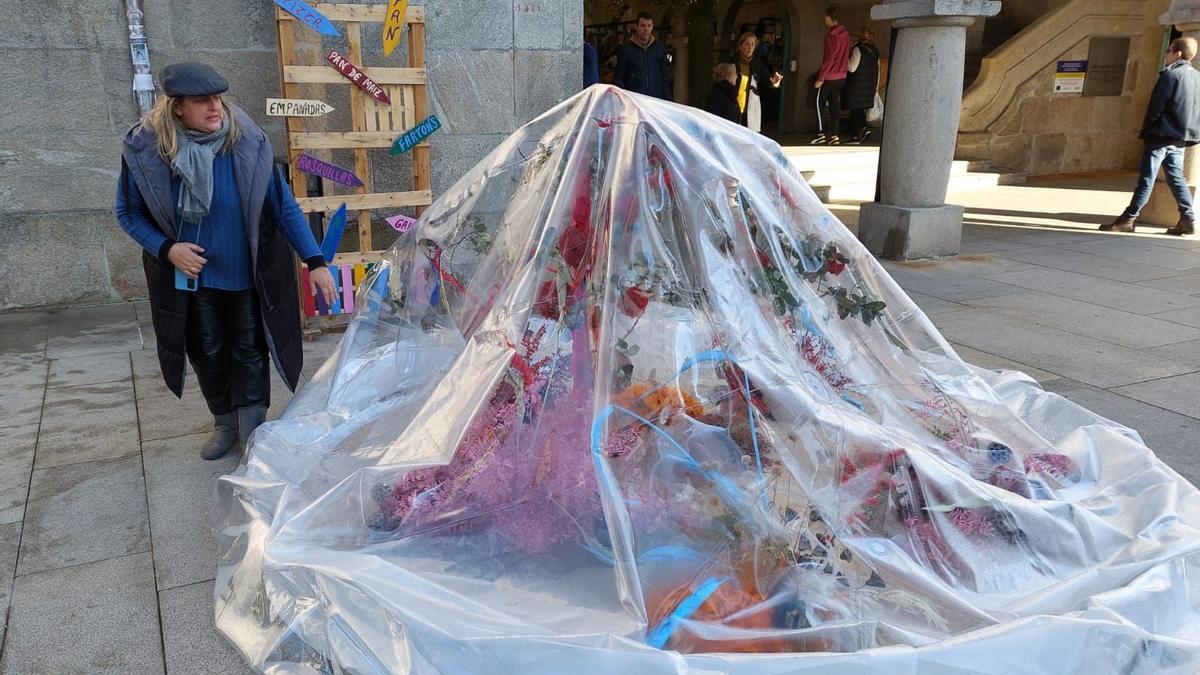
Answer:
[
  {"left": 389, "top": 115, "right": 442, "bottom": 155},
  {"left": 273, "top": 0, "right": 340, "bottom": 37},
  {"left": 321, "top": 203, "right": 348, "bottom": 263}
]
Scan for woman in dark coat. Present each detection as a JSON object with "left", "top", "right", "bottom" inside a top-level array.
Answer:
[
  {"left": 730, "top": 32, "right": 783, "bottom": 132},
  {"left": 115, "top": 62, "right": 337, "bottom": 460},
  {"left": 844, "top": 28, "right": 881, "bottom": 143},
  {"left": 705, "top": 63, "right": 742, "bottom": 124}
]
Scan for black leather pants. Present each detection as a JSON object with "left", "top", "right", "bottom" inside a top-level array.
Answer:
[{"left": 185, "top": 289, "right": 271, "bottom": 415}]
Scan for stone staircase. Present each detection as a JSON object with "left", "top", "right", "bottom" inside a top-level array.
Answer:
[{"left": 781, "top": 145, "right": 1026, "bottom": 203}]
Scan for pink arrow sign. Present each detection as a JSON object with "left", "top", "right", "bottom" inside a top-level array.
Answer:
[
  {"left": 326, "top": 49, "right": 391, "bottom": 105},
  {"left": 386, "top": 213, "right": 417, "bottom": 232},
  {"left": 296, "top": 153, "right": 363, "bottom": 188}
]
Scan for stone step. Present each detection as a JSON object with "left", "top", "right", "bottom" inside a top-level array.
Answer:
[
  {"left": 816, "top": 171, "right": 1027, "bottom": 203},
  {"left": 782, "top": 145, "right": 1025, "bottom": 204}
]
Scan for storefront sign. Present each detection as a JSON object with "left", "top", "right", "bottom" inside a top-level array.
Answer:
[
  {"left": 382, "top": 0, "right": 409, "bottom": 57},
  {"left": 326, "top": 50, "right": 391, "bottom": 105},
  {"left": 273, "top": 0, "right": 339, "bottom": 37},
  {"left": 296, "top": 153, "right": 364, "bottom": 188},
  {"left": 266, "top": 98, "right": 335, "bottom": 117},
  {"left": 389, "top": 114, "right": 441, "bottom": 155},
  {"left": 1053, "top": 60, "right": 1087, "bottom": 95}
]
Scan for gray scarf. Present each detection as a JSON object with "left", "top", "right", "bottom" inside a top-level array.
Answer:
[{"left": 171, "top": 115, "right": 230, "bottom": 225}]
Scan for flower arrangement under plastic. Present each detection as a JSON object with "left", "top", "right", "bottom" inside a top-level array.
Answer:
[{"left": 214, "top": 86, "right": 1200, "bottom": 674}]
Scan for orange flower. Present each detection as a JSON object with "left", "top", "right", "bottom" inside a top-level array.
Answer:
[{"left": 612, "top": 383, "right": 704, "bottom": 420}]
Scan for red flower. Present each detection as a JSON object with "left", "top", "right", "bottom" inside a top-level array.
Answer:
[
  {"left": 620, "top": 286, "right": 650, "bottom": 318},
  {"left": 534, "top": 279, "right": 559, "bottom": 319},
  {"left": 558, "top": 222, "right": 590, "bottom": 270},
  {"left": 826, "top": 258, "right": 846, "bottom": 275},
  {"left": 755, "top": 247, "right": 772, "bottom": 268}
]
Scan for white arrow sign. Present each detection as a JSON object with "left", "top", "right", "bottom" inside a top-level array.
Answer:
[{"left": 265, "top": 98, "right": 335, "bottom": 117}]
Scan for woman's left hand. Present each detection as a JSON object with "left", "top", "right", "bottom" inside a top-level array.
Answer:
[{"left": 309, "top": 267, "right": 337, "bottom": 307}]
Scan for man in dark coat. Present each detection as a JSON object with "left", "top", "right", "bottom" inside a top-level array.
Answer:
[
  {"left": 705, "top": 63, "right": 742, "bottom": 124},
  {"left": 844, "top": 28, "right": 880, "bottom": 143},
  {"left": 1104, "top": 37, "right": 1200, "bottom": 235},
  {"left": 614, "top": 12, "right": 670, "bottom": 100}
]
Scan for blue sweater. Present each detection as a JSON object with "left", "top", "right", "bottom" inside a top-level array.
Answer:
[{"left": 116, "top": 152, "right": 323, "bottom": 291}]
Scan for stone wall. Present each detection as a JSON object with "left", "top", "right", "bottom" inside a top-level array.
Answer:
[
  {"left": 0, "top": 0, "right": 581, "bottom": 310},
  {"left": 957, "top": 0, "right": 1169, "bottom": 176}
]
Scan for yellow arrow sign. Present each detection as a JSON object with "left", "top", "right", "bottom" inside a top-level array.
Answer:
[{"left": 382, "top": 0, "right": 409, "bottom": 57}]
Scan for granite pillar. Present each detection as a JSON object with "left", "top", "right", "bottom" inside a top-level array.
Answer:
[{"left": 857, "top": 0, "right": 1001, "bottom": 260}]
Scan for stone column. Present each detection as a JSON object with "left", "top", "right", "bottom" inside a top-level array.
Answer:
[
  {"left": 857, "top": 0, "right": 1001, "bottom": 260},
  {"left": 1141, "top": 2, "right": 1200, "bottom": 228}
]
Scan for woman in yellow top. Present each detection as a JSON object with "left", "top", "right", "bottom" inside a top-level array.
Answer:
[{"left": 731, "top": 32, "right": 783, "bottom": 132}]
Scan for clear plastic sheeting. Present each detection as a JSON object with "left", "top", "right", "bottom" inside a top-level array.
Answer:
[{"left": 215, "top": 86, "right": 1200, "bottom": 674}]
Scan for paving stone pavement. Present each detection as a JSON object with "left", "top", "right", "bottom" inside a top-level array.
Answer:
[{"left": 1, "top": 209, "right": 1199, "bottom": 670}]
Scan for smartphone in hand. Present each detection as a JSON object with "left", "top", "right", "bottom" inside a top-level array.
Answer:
[{"left": 175, "top": 267, "right": 199, "bottom": 292}]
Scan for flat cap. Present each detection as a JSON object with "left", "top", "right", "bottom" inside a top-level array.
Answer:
[{"left": 160, "top": 62, "right": 229, "bottom": 97}]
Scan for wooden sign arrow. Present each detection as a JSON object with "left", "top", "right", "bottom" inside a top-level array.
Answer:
[
  {"left": 273, "top": 0, "right": 339, "bottom": 37},
  {"left": 320, "top": 203, "right": 348, "bottom": 263},
  {"left": 389, "top": 114, "right": 441, "bottom": 155},
  {"left": 326, "top": 49, "right": 391, "bottom": 105},
  {"left": 386, "top": 213, "right": 417, "bottom": 232},
  {"left": 382, "top": 0, "right": 409, "bottom": 57},
  {"left": 296, "top": 153, "right": 364, "bottom": 188},
  {"left": 265, "top": 98, "right": 335, "bottom": 117}
]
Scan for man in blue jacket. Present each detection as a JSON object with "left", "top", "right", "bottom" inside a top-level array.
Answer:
[
  {"left": 614, "top": 13, "right": 670, "bottom": 100},
  {"left": 1104, "top": 37, "right": 1200, "bottom": 235}
]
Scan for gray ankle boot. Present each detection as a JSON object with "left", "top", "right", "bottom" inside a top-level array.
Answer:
[
  {"left": 201, "top": 412, "right": 239, "bottom": 460},
  {"left": 237, "top": 406, "right": 269, "bottom": 450}
]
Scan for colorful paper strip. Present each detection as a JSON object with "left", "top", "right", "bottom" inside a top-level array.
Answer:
[
  {"left": 300, "top": 267, "right": 316, "bottom": 317},
  {"left": 273, "top": 0, "right": 339, "bottom": 36},
  {"left": 320, "top": 203, "right": 348, "bottom": 263},
  {"left": 389, "top": 114, "right": 441, "bottom": 155},
  {"left": 296, "top": 153, "right": 364, "bottom": 188},
  {"left": 326, "top": 49, "right": 391, "bottom": 105},
  {"left": 341, "top": 265, "right": 355, "bottom": 313},
  {"left": 382, "top": 0, "right": 409, "bottom": 56},
  {"left": 266, "top": 98, "right": 335, "bottom": 117}
]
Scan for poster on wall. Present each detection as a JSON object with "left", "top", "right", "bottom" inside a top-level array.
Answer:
[
  {"left": 1053, "top": 60, "right": 1087, "bottom": 95},
  {"left": 1084, "top": 37, "right": 1130, "bottom": 97}
]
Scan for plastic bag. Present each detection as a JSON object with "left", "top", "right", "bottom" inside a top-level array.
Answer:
[
  {"left": 866, "top": 92, "right": 884, "bottom": 124},
  {"left": 214, "top": 85, "right": 1200, "bottom": 674}
]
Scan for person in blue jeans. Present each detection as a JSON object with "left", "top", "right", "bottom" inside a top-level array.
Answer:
[
  {"left": 116, "top": 63, "right": 337, "bottom": 460},
  {"left": 1104, "top": 37, "right": 1200, "bottom": 235}
]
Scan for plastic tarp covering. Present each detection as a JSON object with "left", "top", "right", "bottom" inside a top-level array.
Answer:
[{"left": 215, "top": 86, "right": 1200, "bottom": 674}]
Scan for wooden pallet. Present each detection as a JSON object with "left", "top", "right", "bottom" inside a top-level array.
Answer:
[{"left": 274, "top": 1, "right": 431, "bottom": 265}]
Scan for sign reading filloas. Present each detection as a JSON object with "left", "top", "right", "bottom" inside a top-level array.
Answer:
[
  {"left": 273, "top": 0, "right": 339, "bottom": 36},
  {"left": 389, "top": 115, "right": 441, "bottom": 155},
  {"left": 326, "top": 50, "right": 391, "bottom": 105},
  {"left": 265, "top": 98, "right": 335, "bottom": 117},
  {"left": 382, "top": 0, "right": 409, "bottom": 57}
]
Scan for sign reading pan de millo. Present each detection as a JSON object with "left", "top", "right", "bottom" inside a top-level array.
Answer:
[
  {"left": 265, "top": 98, "right": 335, "bottom": 117},
  {"left": 326, "top": 49, "right": 392, "bottom": 105},
  {"left": 390, "top": 115, "right": 441, "bottom": 155}
]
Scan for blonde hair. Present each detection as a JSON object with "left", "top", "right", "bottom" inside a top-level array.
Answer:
[
  {"left": 140, "top": 95, "right": 241, "bottom": 161},
  {"left": 737, "top": 32, "right": 758, "bottom": 49},
  {"left": 713, "top": 63, "right": 737, "bottom": 83}
]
